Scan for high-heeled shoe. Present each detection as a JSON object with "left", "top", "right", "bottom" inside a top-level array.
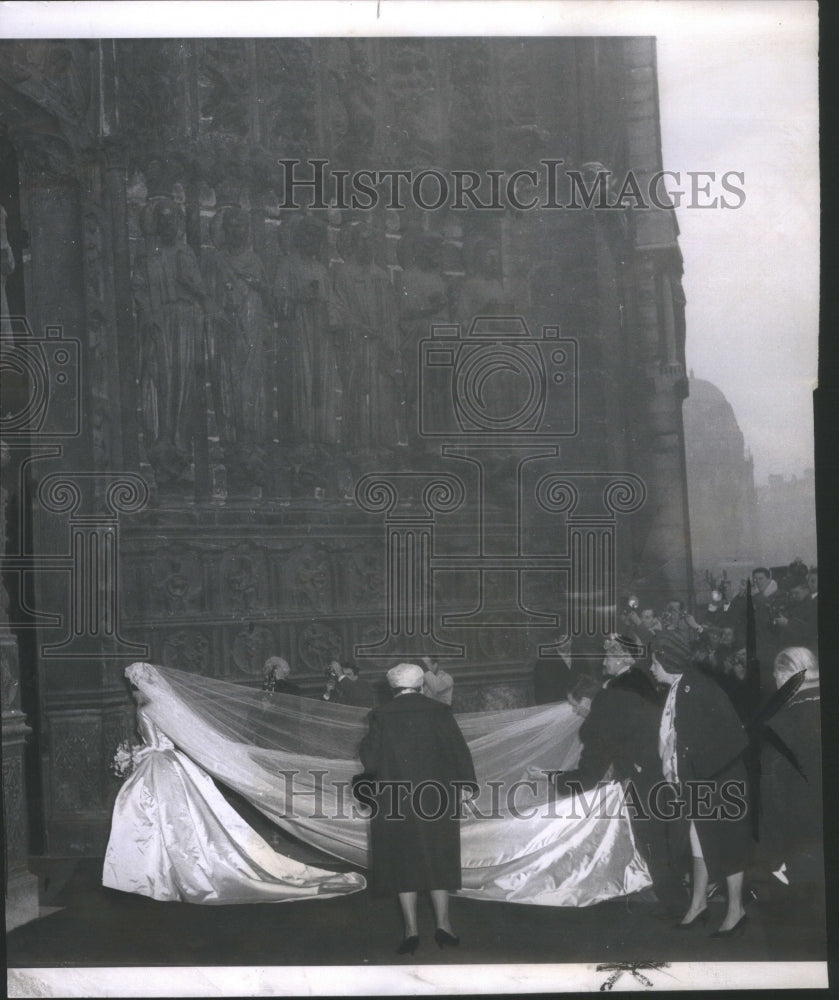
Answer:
[
  {"left": 710, "top": 914, "right": 748, "bottom": 939},
  {"left": 674, "top": 908, "right": 709, "bottom": 930},
  {"left": 434, "top": 928, "right": 460, "bottom": 948},
  {"left": 396, "top": 935, "right": 419, "bottom": 955}
]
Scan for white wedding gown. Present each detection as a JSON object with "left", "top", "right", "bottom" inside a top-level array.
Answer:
[
  {"left": 103, "top": 663, "right": 650, "bottom": 907},
  {"left": 102, "top": 710, "right": 366, "bottom": 904}
]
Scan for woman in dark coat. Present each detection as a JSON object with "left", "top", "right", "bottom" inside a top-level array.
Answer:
[
  {"left": 649, "top": 632, "right": 752, "bottom": 936},
  {"left": 762, "top": 647, "right": 822, "bottom": 885},
  {"left": 359, "top": 662, "right": 476, "bottom": 954}
]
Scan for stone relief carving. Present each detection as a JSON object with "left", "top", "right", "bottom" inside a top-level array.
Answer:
[
  {"left": 151, "top": 548, "right": 204, "bottom": 616},
  {"left": 131, "top": 196, "right": 209, "bottom": 485},
  {"left": 221, "top": 547, "right": 266, "bottom": 614},
  {"left": 382, "top": 40, "right": 438, "bottom": 167},
  {"left": 289, "top": 546, "right": 331, "bottom": 612},
  {"left": 329, "top": 40, "right": 377, "bottom": 170},
  {"left": 201, "top": 204, "right": 273, "bottom": 489},
  {"left": 2, "top": 757, "right": 27, "bottom": 859},
  {"left": 330, "top": 224, "right": 402, "bottom": 449},
  {"left": 162, "top": 629, "right": 210, "bottom": 674},
  {"left": 349, "top": 550, "right": 385, "bottom": 607},
  {"left": 232, "top": 623, "right": 275, "bottom": 676},
  {"left": 298, "top": 622, "right": 342, "bottom": 671},
  {"left": 50, "top": 717, "right": 101, "bottom": 812},
  {"left": 256, "top": 39, "right": 314, "bottom": 156},
  {"left": 1, "top": 650, "right": 20, "bottom": 714},
  {"left": 197, "top": 39, "right": 251, "bottom": 139},
  {"left": 272, "top": 216, "right": 342, "bottom": 446}
]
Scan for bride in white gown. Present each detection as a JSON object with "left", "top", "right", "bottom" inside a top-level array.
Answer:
[
  {"left": 102, "top": 664, "right": 365, "bottom": 904},
  {"left": 104, "top": 661, "right": 650, "bottom": 908}
]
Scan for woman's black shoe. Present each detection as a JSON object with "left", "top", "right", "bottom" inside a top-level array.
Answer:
[
  {"left": 435, "top": 928, "right": 460, "bottom": 948},
  {"left": 674, "top": 908, "right": 709, "bottom": 930},
  {"left": 396, "top": 935, "right": 419, "bottom": 955},
  {"left": 710, "top": 914, "right": 748, "bottom": 939}
]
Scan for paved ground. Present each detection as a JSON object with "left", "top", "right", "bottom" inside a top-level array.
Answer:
[{"left": 7, "top": 849, "right": 826, "bottom": 970}]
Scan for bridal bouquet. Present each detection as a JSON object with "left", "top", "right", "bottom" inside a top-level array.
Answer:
[{"left": 110, "top": 740, "right": 145, "bottom": 779}]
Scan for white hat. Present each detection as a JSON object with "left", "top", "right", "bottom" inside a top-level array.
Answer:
[
  {"left": 264, "top": 656, "right": 290, "bottom": 677},
  {"left": 387, "top": 663, "right": 424, "bottom": 690}
]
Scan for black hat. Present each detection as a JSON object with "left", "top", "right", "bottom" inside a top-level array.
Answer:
[{"left": 650, "top": 630, "right": 692, "bottom": 674}]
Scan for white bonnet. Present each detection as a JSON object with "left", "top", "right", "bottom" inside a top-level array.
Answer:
[
  {"left": 387, "top": 662, "right": 424, "bottom": 690},
  {"left": 264, "top": 656, "right": 290, "bottom": 677}
]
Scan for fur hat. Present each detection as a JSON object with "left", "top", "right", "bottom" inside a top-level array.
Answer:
[{"left": 387, "top": 662, "right": 425, "bottom": 690}]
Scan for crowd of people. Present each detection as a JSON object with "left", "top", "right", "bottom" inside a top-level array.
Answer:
[
  {"left": 261, "top": 653, "right": 455, "bottom": 709},
  {"left": 532, "top": 556, "right": 822, "bottom": 938}
]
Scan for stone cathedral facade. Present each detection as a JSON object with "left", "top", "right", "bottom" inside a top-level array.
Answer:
[{"left": 0, "top": 37, "right": 691, "bottom": 860}]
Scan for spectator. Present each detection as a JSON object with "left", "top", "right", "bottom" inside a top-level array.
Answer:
[
  {"left": 622, "top": 606, "right": 662, "bottom": 644},
  {"left": 707, "top": 646, "right": 751, "bottom": 723},
  {"left": 262, "top": 656, "right": 301, "bottom": 696},
  {"left": 749, "top": 567, "right": 785, "bottom": 690},
  {"left": 640, "top": 607, "right": 663, "bottom": 634},
  {"left": 806, "top": 567, "right": 818, "bottom": 602},
  {"left": 751, "top": 567, "right": 778, "bottom": 605},
  {"left": 717, "top": 626, "right": 737, "bottom": 665},
  {"left": 783, "top": 557, "right": 808, "bottom": 589},
  {"left": 759, "top": 646, "right": 824, "bottom": 953},
  {"left": 323, "top": 660, "right": 376, "bottom": 708},
  {"left": 660, "top": 599, "right": 694, "bottom": 645},
  {"left": 556, "top": 636, "right": 683, "bottom": 916},
  {"left": 648, "top": 631, "right": 751, "bottom": 935},
  {"left": 421, "top": 655, "right": 454, "bottom": 706},
  {"left": 773, "top": 581, "right": 818, "bottom": 651},
  {"left": 703, "top": 583, "right": 736, "bottom": 624},
  {"left": 762, "top": 647, "right": 822, "bottom": 886}
]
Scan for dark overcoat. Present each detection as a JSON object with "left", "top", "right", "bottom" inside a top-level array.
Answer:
[
  {"left": 533, "top": 657, "right": 578, "bottom": 705},
  {"left": 557, "top": 667, "right": 663, "bottom": 792},
  {"left": 672, "top": 670, "right": 752, "bottom": 880},
  {"left": 359, "top": 692, "right": 476, "bottom": 895},
  {"left": 333, "top": 675, "right": 376, "bottom": 708},
  {"left": 761, "top": 686, "right": 823, "bottom": 881},
  {"left": 554, "top": 668, "right": 687, "bottom": 913}
]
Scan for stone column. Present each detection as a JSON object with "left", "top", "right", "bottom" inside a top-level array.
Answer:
[
  {"left": 353, "top": 472, "right": 466, "bottom": 658},
  {"left": 1, "top": 440, "right": 39, "bottom": 931}
]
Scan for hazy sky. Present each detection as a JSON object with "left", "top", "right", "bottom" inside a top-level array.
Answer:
[
  {"left": 3, "top": 1, "right": 820, "bottom": 485},
  {"left": 655, "top": 5, "right": 819, "bottom": 484}
]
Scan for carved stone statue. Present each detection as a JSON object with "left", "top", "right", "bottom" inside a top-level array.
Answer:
[
  {"left": 0, "top": 438, "right": 10, "bottom": 630},
  {"left": 132, "top": 198, "right": 208, "bottom": 480},
  {"left": 397, "top": 232, "right": 448, "bottom": 443},
  {"left": 330, "top": 225, "right": 401, "bottom": 448},
  {"left": 455, "top": 237, "right": 512, "bottom": 326},
  {"left": 330, "top": 41, "right": 377, "bottom": 171},
  {"left": 201, "top": 206, "right": 272, "bottom": 450},
  {"left": 0, "top": 204, "right": 14, "bottom": 335},
  {"left": 272, "top": 217, "right": 342, "bottom": 446}
]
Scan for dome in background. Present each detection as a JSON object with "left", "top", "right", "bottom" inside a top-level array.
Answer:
[
  {"left": 683, "top": 377, "right": 746, "bottom": 466},
  {"left": 682, "top": 376, "right": 759, "bottom": 584}
]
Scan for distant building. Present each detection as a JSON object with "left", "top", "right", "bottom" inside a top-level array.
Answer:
[
  {"left": 683, "top": 376, "right": 760, "bottom": 592},
  {"left": 756, "top": 469, "right": 817, "bottom": 569}
]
